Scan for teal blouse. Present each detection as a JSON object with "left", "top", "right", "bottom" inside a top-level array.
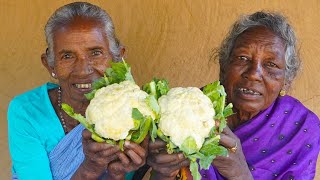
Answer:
[{"left": 8, "top": 83, "right": 134, "bottom": 179}]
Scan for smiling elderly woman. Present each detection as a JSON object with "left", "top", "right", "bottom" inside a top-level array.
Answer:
[
  {"left": 147, "top": 11, "right": 320, "bottom": 180},
  {"left": 8, "top": 2, "right": 147, "bottom": 180}
]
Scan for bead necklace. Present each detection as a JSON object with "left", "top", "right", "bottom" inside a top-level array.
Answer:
[{"left": 57, "top": 87, "right": 68, "bottom": 133}]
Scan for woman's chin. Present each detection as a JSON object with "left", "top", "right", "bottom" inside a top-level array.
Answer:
[{"left": 233, "top": 100, "right": 264, "bottom": 116}]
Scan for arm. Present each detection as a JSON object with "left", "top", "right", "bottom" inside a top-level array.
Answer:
[{"left": 8, "top": 100, "right": 53, "bottom": 180}]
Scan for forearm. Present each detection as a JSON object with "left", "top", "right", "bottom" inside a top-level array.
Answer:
[{"left": 228, "top": 167, "right": 253, "bottom": 180}]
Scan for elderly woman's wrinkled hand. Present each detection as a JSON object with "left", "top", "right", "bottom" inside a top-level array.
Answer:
[
  {"left": 212, "top": 126, "right": 253, "bottom": 180},
  {"left": 106, "top": 136, "right": 149, "bottom": 179},
  {"left": 79, "top": 129, "right": 120, "bottom": 179},
  {"left": 147, "top": 139, "right": 190, "bottom": 180}
]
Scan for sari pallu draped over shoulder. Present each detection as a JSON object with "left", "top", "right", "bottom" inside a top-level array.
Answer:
[
  {"left": 199, "top": 95, "right": 320, "bottom": 180},
  {"left": 49, "top": 124, "right": 85, "bottom": 180},
  {"left": 12, "top": 124, "right": 85, "bottom": 180},
  {"left": 48, "top": 124, "right": 135, "bottom": 180}
]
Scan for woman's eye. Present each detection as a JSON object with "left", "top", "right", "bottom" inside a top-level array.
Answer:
[
  {"left": 62, "top": 53, "right": 72, "bottom": 59},
  {"left": 92, "top": 50, "right": 102, "bottom": 56},
  {"left": 267, "top": 62, "right": 277, "bottom": 68},
  {"left": 238, "top": 56, "right": 248, "bottom": 61}
]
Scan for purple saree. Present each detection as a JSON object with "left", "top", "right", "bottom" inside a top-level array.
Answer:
[{"left": 200, "top": 95, "right": 320, "bottom": 179}]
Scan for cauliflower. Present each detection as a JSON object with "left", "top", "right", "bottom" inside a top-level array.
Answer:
[
  {"left": 62, "top": 60, "right": 156, "bottom": 149},
  {"left": 143, "top": 79, "right": 233, "bottom": 180},
  {"left": 86, "top": 81, "right": 154, "bottom": 140},
  {"left": 158, "top": 87, "right": 215, "bottom": 149}
]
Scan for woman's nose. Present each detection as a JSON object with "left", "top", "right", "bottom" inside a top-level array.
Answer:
[
  {"left": 242, "top": 62, "right": 263, "bottom": 81},
  {"left": 74, "top": 56, "right": 93, "bottom": 75}
]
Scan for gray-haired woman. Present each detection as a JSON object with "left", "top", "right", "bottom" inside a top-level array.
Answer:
[
  {"left": 147, "top": 11, "right": 320, "bottom": 180},
  {"left": 8, "top": 2, "right": 147, "bottom": 179}
]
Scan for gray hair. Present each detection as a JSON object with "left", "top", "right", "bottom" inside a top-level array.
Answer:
[
  {"left": 216, "top": 11, "right": 301, "bottom": 87},
  {"left": 45, "top": 2, "right": 122, "bottom": 66}
]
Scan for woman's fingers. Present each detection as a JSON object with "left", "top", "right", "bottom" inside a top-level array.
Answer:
[
  {"left": 148, "top": 139, "right": 167, "bottom": 150},
  {"left": 82, "top": 129, "right": 92, "bottom": 140},
  {"left": 222, "top": 125, "right": 235, "bottom": 136},
  {"left": 140, "top": 135, "right": 150, "bottom": 150},
  {"left": 108, "top": 161, "right": 125, "bottom": 175},
  {"left": 219, "top": 125, "right": 239, "bottom": 149},
  {"left": 149, "top": 152, "right": 185, "bottom": 164},
  {"left": 87, "top": 141, "right": 119, "bottom": 152},
  {"left": 126, "top": 149, "right": 143, "bottom": 165},
  {"left": 219, "top": 133, "right": 237, "bottom": 149},
  {"left": 125, "top": 141, "right": 146, "bottom": 158},
  {"left": 148, "top": 158, "right": 189, "bottom": 175},
  {"left": 124, "top": 141, "right": 147, "bottom": 165},
  {"left": 171, "top": 159, "right": 190, "bottom": 169},
  {"left": 117, "top": 152, "right": 130, "bottom": 166}
]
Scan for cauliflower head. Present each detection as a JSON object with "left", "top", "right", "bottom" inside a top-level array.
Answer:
[
  {"left": 86, "top": 80, "right": 154, "bottom": 141},
  {"left": 158, "top": 87, "right": 215, "bottom": 150}
]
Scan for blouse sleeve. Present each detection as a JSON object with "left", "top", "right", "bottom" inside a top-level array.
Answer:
[{"left": 8, "top": 99, "right": 53, "bottom": 180}]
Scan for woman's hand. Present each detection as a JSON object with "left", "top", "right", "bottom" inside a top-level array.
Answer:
[
  {"left": 147, "top": 139, "right": 190, "bottom": 180},
  {"left": 72, "top": 129, "right": 120, "bottom": 180},
  {"left": 212, "top": 126, "right": 253, "bottom": 180},
  {"left": 106, "top": 137, "right": 149, "bottom": 180}
]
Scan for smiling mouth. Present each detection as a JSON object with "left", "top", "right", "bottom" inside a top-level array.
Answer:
[
  {"left": 238, "top": 87, "right": 262, "bottom": 95},
  {"left": 74, "top": 83, "right": 92, "bottom": 89}
]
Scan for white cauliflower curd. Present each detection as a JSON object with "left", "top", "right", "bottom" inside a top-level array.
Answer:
[
  {"left": 86, "top": 80, "right": 154, "bottom": 141},
  {"left": 158, "top": 87, "right": 215, "bottom": 150}
]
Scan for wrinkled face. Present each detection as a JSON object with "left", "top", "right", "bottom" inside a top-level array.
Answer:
[
  {"left": 223, "top": 26, "right": 286, "bottom": 116},
  {"left": 52, "top": 17, "right": 112, "bottom": 102}
]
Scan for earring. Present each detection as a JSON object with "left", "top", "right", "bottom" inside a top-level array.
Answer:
[
  {"left": 279, "top": 90, "right": 286, "bottom": 96},
  {"left": 51, "top": 72, "right": 56, "bottom": 78}
]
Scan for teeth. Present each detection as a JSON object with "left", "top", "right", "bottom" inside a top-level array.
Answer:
[
  {"left": 75, "top": 83, "right": 92, "bottom": 89},
  {"left": 239, "top": 88, "right": 260, "bottom": 95}
]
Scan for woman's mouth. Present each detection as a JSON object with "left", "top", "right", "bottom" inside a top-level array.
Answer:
[
  {"left": 75, "top": 83, "right": 92, "bottom": 89},
  {"left": 238, "top": 87, "right": 262, "bottom": 95}
]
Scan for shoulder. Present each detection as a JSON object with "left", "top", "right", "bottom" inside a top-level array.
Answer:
[
  {"left": 8, "top": 82, "right": 58, "bottom": 131},
  {"left": 9, "top": 83, "right": 57, "bottom": 108},
  {"left": 276, "top": 95, "right": 320, "bottom": 140},
  {"left": 276, "top": 95, "right": 319, "bottom": 120},
  {"left": 8, "top": 83, "right": 63, "bottom": 151}
]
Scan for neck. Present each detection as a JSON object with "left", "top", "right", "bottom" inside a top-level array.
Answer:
[
  {"left": 54, "top": 87, "right": 87, "bottom": 133},
  {"left": 227, "top": 109, "right": 258, "bottom": 130},
  {"left": 60, "top": 89, "right": 89, "bottom": 116}
]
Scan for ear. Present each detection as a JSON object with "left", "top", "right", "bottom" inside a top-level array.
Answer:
[
  {"left": 120, "top": 47, "right": 126, "bottom": 58},
  {"left": 41, "top": 52, "right": 56, "bottom": 78}
]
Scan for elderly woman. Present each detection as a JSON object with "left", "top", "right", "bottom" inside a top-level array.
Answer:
[
  {"left": 147, "top": 11, "right": 320, "bottom": 179},
  {"left": 8, "top": 2, "right": 147, "bottom": 179}
]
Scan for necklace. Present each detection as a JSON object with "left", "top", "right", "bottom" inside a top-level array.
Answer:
[{"left": 57, "top": 87, "right": 68, "bottom": 133}]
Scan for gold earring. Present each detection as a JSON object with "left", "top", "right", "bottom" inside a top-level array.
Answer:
[{"left": 279, "top": 90, "right": 286, "bottom": 96}]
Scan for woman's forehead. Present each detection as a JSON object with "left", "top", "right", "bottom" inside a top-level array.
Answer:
[
  {"left": 53, "top": 16, "right": 105, "bottom": 37},
  {"left": 233, "top": 27, "right": 285, "bottom": 52},
  {"left": 52, "top": 19, "right": 108, "bottom": 46}
]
